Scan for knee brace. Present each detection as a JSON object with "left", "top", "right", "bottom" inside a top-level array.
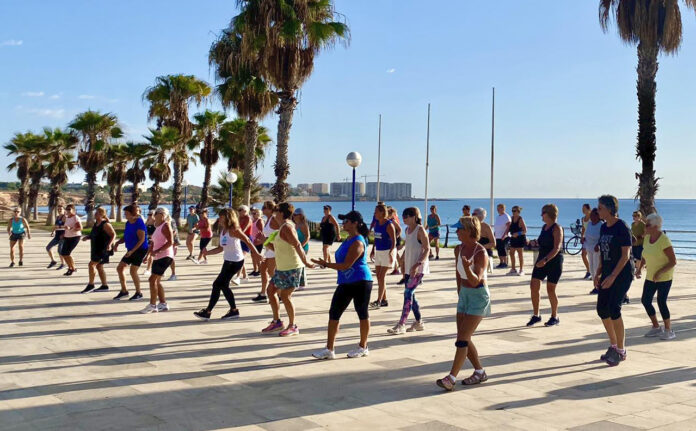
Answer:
[{"left": 455, "top": 339, "right": 468, "bottom": 348}]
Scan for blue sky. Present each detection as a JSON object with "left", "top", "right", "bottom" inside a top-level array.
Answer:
[{"left": 1, "top": 0, "right": 695, "bottom": 198}]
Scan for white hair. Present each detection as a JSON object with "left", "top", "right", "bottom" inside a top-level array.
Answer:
[
  {"left": 155, "top": 207, "right": 171, "bottom": 223},
  {"left": 473, "top": 207, "right": 487, "bottom": 219},
  {"left": 645, "top": 213, "right": 662, "bottom": 229}
]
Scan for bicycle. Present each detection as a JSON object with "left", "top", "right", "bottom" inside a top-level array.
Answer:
[{"left": 564, "top": 220, "right": 583, "bottom": 255}]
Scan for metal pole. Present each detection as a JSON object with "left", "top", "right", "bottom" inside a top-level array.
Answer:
[
  {"left": 424, "top": 103, "right": 431, "bottom": 220},
  {"left": 229, "top": 184, "right": 233, "bottom": 208},
  {"left": 377, "top": 114, "right": 381, "bottom": 202},
  {"left": 351, "top": 167, "right": 356, "bottom": 211},
  {"left": 184, "top": 186, "right": 187, "bottom": 211},
  {"left": 490, "top": 87, "right": 495, "bottom": 226}
]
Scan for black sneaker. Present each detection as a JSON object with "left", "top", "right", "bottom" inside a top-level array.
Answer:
[
  {"left": 544, "top": 316, "right": 560, "bottom": 327},
  {"left": 221, "top": 309, "right": 240, "bottom": 320},
  {"left": 251, "top": 294, "right": 268, "bottom": 303},
  {"left": 589, "top": 288, "right": 599, "bottom": 295},
  {"left": 622, "top": 296, "right": 630, "bottom": 304},
  {"left": 500, "top": 263, "right": 508, "bottom": 269},
  {"left": 397, "top": 278, "right": 406, "bottom": 285},
  {"left": 47, "top": 261, "right": 57, "bottom": 269},
  {"left": 250, "top": 271, "right": 260, "bottom": 277},
  {"left": 129, "top": 292, "right": 143, "bottom": 301},
  {"left": 64, "top": 269, "right": 74, "bottom": 276},
  {"left": 435, "top": 256, "right": 440, "bottom": 260},
  {"left": 56, "top": 264, "right": 65, "bottom": 270},
  {"left": 600, "top": 346, "right": 613, "bottom": 361},
  {"left": 583, "top": 272, "right": 592, "bottom": 279},
  {"left": 9, "top": 262, "right": 14, "bottom": 268},
  {"left": 526, "top": 315, "right": 542, "bottom": 327},
  {"left": 18, "top": 261, "right": 23, "bottom": 266},
  {"left": 113, "top": 291, "right": 129, "bottom": 300},
  {"left": 369, "top": 300, "right": 381, "bottom": 310},
  {"left": 81, "top": 284, "right": 95, "bottom": 294},
  {"left": 380, "top": 299, "right": 389, "bottom": 307},
  {"left": 194, "top": 309, "right": 211, "bottom": 321},
  {"left": 93, "top": 285, "right": 109, "bottom": 292},
  {"left": 604, "top": 346, "right": 621, "bottom": 366}
]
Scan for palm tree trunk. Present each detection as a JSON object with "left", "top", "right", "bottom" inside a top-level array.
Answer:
[
  {"left": 636, "top": 42, "right": 659, "bottom": 216},
  {"left": 28, "top": 180, "right": 40, "bottom": 222},
  {"left": 109, "top": 187, "right": 116, "bottom": 219},
  {"left": 201, "top": 162, "right": 212, "bottom": 209},
  {"left": 172, "top": 161, "right": 183, "bottom": 227},
  {"left": 149, "top": 181, "right": 161, "bottom": 211},
  {"left": 131, "top": 182, "right": 140, "bottom": 205},
  {"left": 272, "top": 92, "right": 297, "bottom": 203},
  {"left": 243, "top": 120, "right": 259, "bottom": 206},
  {"left": 116, "top": 182, "right": 123, "bottom": 222},
  {"left": 46, "top": 182, "right": 59, "bottom": 226},
  {"left": 85, "top": 171, "right": 97, "bottom": 226}
]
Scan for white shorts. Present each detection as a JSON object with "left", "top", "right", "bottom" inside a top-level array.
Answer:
[
  {"left": 374, "top": 249, "right": 395, "bottom": 268},
  {"left": 264, "top": 248, "right": 275, "bottom": 259}
]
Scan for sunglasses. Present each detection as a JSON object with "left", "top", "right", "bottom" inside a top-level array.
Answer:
[{"left": 513, "top": 210, "right": 519, "bottom": 213}]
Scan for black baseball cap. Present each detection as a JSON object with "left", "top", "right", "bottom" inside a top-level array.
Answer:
[{"left": 338, "top": 210, "right": 363, "bottom": 223}]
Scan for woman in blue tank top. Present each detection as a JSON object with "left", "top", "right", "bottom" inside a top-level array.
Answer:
[
  {"left": 311, "top": 210, "right": 373, "bottom": 360},
  {"left": 7, "top": 207, "right": 31, "bottom": 267}
]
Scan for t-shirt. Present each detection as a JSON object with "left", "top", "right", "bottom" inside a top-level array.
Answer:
[
  {"left": 124, "top": 217, "right": 148, "bottom": 251},
  {"left": 186, "top": 213, "right": 199, "bottom": 231},
  {"left": 631, "top": 221, "right": 646, "bottom": 246},
  {"left": 584, "top": 221, "right": 603, "bottom": 250},
  {"left": 198, "top": 218, "right": 212, "bottom": 239},
  {"left": 642, "top": 234, "right": 674, "bottom": 282},
  {"left": 494, "top": 213, "right": 511, "bottom": 239},
  {"left": 599, "top": 220, "right": 632, "bottom": 280}
]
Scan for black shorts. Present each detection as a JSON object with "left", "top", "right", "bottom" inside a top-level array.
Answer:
[
  {"left": 495, "top": 238, "right": 509, "bottom": 257},
  {"left": 200, "top": 237, "right": 212, "bottom": 250},
  {"left": 10, "top": 233, "right": 25, "bottom": 242},
  {"left": 120, "top": 248, "right": 148, "bottom": 267},
  {"left": 46, "top": 236, "right": 62, "bottom": 251},
  {"left": 151, "top": 257, "right": 173, "bottom": 276},
  {"left": 632, "top": 245, "right": 643, "bottom": 260},
  {"left": 90, "top": 248, "right": 111, "bottom": 264},
  {"left": 597, "top": 274, "right": 632, "bottom": 320},
  {"left": 255, "top": 244, "right": 263, "bottom": 253},
  {"left": 329, "top": 280, "right": 373, "bottom": 321},
  {"left": 241, "top": 242, "right": 249, "bottom": 253},
  {"left": 60, "top": 236, "right": 80, "bottom": 256},
  {"left": 321, "top": 235, "right": 334, "bottom": 246},
  {"left": 531, "top": 255, "right": 563, "bottom": 284},
  {"left": 510, "top": 235, "right": 527, "bottom": 249}
]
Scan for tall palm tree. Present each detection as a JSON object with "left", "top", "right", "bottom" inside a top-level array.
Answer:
[
  {"left": 4, "top": 132, "right": 39, "bottom": 216},
  {"left": 600, "top": 0, "right": 696, "bottom": 215},
  {"left": 103, "top": 144, "right": 129, "bottom": 221},
  {"left": 43, "top": 128, "right": 78, "bottom": 225},
  {"left": 209, "top": 169, "right": 262, "bottom": 212},
  {"left": 125, "top": 142, "right": 151, "bottom": 205},
  {"left": 68, "top": 110, "right": 123, "bottom": 225},
  {"left": 143, "top": 75, "right": 211, "bottom": 225},
  {"left": 190, "top": 110, "right": 226, "bottom": 209},
  {"left": 217, "top": 118, "right": 272, "bottom": 171},
  {"left": 145, "top": 127, "right": 179, "bottom": 210},
  {"left": 24, "top": 135, "right": 48, "bottom": 221}
]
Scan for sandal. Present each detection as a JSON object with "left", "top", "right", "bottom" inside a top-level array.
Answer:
[{"left": 462, "top": 371, "right": 488, "bottom": 385}]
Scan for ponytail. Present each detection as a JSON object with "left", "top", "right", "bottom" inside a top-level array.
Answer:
[{"left": 357, "top": 221, "right": 370, "bottom": 237}]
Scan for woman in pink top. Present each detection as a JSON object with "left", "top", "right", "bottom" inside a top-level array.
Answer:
[
  {"left": 195, "top": 209, "right": 213, "bottom": 264},
  {"left": 250, "top": 207, "right": 264, "bottom": 276},
  {"left": 60, "top": 204, "right": 83, "bottom": 276},
  {"left": 141, "top": 207, "right": 174, "bottom": 314}
]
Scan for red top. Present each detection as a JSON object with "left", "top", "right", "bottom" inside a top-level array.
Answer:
[{"left": 197, "top": 218, "right": 212, "bottom": 238}]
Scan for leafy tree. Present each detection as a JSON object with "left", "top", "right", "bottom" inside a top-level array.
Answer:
[
  {"left": 190, "top": 110, "right": 226, "bottom": 209},
  {"left": 145, "top": 127, "right": 179, "bottom": 210},
  {"left": 4, "top": 132, "right": 41, "bottom": 216},
  {"left": 125, "top": 142, "right": 151, "bottom": 205},
  {"left": 43, "top": 128, "right": 78, "bottom": 225}
]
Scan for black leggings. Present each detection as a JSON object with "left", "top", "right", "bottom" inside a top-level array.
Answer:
[
  {"left": 597, "top": 275, "right": 632, "bottom": 320},
  {"left": 329, "top": 280, "right": 373, "bottom": 321},
  {"left": 207, "top": 260, "right": 244, "bottom": 311},
  {"left": 641, "top": 280, "right": 672, "bottom": 320}
]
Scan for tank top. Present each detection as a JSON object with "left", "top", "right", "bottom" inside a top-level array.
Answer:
[
  {"left": 152, "top": 222, "right": 174, "bottom": 260},
  {"left": 251, "top": 218, "right": 263, "bottom": 243},
  {"left": 320, "top": 217, "right": 336, "bottom": 238},
  {"left": 427, "top": 214, "right": 438, "bottom": 233},
  {"left": 11, "top": 217, "right": 25, "bottom": 234},
  {"left": 336, "top": 235, "right": 372, "bottom": 284},
  {"left": 296, "top": 225, "right": 309, "bottom": 253},
  {"left": 198, "top": 218, "right": 212, "bottom": 238},
  {"left": 55, "top": 216, "right": 65, "bottom": 239},
  {"left": 509, "top": 217, "right": 523, "bottom": 235},
  {"left": 90, "top": 220, "right": 110, "bottom": 253},
  {"left": 537, "top": 223, "right": 559, "bottom": 262},
  {"left": 263, "top": 216, "right": 276, "bottom": 237},
  {"left": 273, "top": 222, "right": 303, "bottom": 271},
  {"left": 64, "top": 215, "right": 81, "bottom": 238},
  {"left": 373, "top": 219, "right": 393, "bottom": 251},
  {"left": 221, "top": 230, "right": 244, "bottom": 262},
  {"left": 457, "top": 244, "right": 487, "bottom": 287},
  {"left": 404, "top": 225, "right": 430, "bottom": 275}
]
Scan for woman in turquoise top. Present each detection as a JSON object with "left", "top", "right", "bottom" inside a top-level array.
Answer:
[
  {"left": 7, "top": 207, "right": 31, "bottom": 267},
  {"left": 427, "top": 205, "right": 441, "bottom": 260},
  {"left": 311, "top": 211, "right": 373, "bottom": 360}
]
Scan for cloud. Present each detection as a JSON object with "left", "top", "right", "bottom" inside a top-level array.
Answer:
[
  {"left": 22, "top": 91, "right": 44, "bottom": 97},
  {"left": 78, "top": 94, "right": 95, "bottom": 99},
  {"left": 22, "top": 107, "right": 66, "bottom": 119},
  {"left": 1, "top": 39, "right": 23, "bottom": 47},
  {"left": 386, "top": 68, "right": 396, "bottom": 74},
  {"left": 49, "top": 94, "right": 61, "bottom": 100}
]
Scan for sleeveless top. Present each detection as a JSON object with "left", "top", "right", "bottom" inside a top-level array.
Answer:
[
  {"left": 404, "top": 225, "right": 430, "bottom": 275},
  {"left": 221, "top": 229, "right": 244, "bottom": 262},
  {"left": 240, "top": 216, "right": 252, "bottom": 238},
  {"left": 11, "top": 217, "right": 25, "bottom": 234},
  {"left": 55, "top": 215, "right": 65, "bottom": 239},
  {"left": 373, "top": 219, "right": 393, "bottom": 251},
  {"left": 320, "top": 217, "right": 336, "bottom": 238},
  {"left": 510, "top": 217, "right": 523, "bottom": 235},
  {"left": 336, "top": 235, "right": 372, "bottom": 284},
  {"left": 64, "top": 215, "right": 81, "bottom": 238},
  {"left": 457, "top": 244, "right": 487, "bottom": 287},
  {"left": 537, "top": 223, "right": 560, "bottom": 263},
  {"left": 296, "top": 225, "right": 309, "bottom": 253},
  {"left": 251, "top": 218, "right": 263, "bottom": 243},
  {"left": 90, "top": 220, "right": 111, "bottom": 253},
  {"left": 273, "top": 222, "right": 303, "bottom": 271},
  {"left": 198, "top": 218, "right": 212, "bottom": 239},
  {"left": 152, "top": 222, "right": 174, "bottom": 260},
  {"left": 426, "top": 214, "right": 439, "bottom": 233}
]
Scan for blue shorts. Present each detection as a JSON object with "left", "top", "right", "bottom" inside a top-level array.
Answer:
[
  {"left": 429, "top": 229, "right": 440, "bottom": 238},
  {"left": 457, "top": 285, "right": 491, "bottom": 316}
]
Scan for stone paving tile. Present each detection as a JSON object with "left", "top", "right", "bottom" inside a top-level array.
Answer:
[
  {"left": 400, "top": 420, "right": 468, "bottom": 430},
  {"left": 569, "top": 422, "right": 641, "bottom": 431},
  {"left": 258, "top": 417, "right": 323, "bottom": 431}
]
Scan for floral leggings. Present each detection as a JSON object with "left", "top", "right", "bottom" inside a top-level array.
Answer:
[{"left": 399, "top": 274, "right": 422, "bottom": 325}]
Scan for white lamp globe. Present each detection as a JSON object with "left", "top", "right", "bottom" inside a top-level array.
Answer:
[
  {"left": 226, "top": 172, "right": 238, "bottom": 184},
  {"left": 182, "top": 179, "right": 189, "bottom": 187},
  {"left": 346, "top": 152, "right": 362, "bottom": 168}
]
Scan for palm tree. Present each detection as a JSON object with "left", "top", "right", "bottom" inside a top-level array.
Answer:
[
  {"left": 43, "top": 128, "right": 78, "bottom": 225},
  {"left": 209, "top": 169, "right": 262, "bottom": 212},
  {"left": 4, "top": 132, "right": 40, "bottom": 216},
  {"left": 145, "top": 127, "right": 179, "bottom": 210},
  {"left": 103, "top": 144, "right": 129, "bottom": 221},
  {"left": 190, "top": 110, "right": 226, "bottom": 209},
  {"left": 24, "top": 135, "right": 48, "bottom": 221},
  {"left": 125, "top": 142, "right": 150, "bottom": 204},
  {"left": 217, "top": 118, "right": 272, "bottom": 172},
  {"left": 600, "top": 0, "right": 696, "bottom": 215},
  {"left": 143, "top": 75, "right": 211, "bottom": 225},
  {"left": 68, "top": 110, "right": 123, "bottom": 225}
]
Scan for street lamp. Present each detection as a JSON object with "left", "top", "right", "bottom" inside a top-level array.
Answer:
[
  {"left": 182, "top": 179, "right": 189, "bottom": 211},
  {"left": 226, "top": 172, "right": 238, "bottom": 208},
  {"left": 346, "top": 152, "right": 362, "bottom": 211}
]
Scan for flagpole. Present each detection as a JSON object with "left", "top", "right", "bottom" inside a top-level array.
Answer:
[
  {"left": 424, "top": 103, "right": 431, "bottom": 220},
  {"left": 377, "top": 114, "right": 381, "bottom": 202},
  {"left": 490, "top": 87, "right": 495, "bottom": 226}
]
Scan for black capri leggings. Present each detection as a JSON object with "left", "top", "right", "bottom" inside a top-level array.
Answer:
[
  {"left": 641, "top": 280, "right": 672, "bottom": 320},
  {"left": 495, "top": 238, "right": 509, "bottom": 258},
  {"left": 329, "top": 280, "right": 373, "bottom": 321},
  {"left": 207, "top": 260, "right": 244, "bottom": 311},
  {"left": 597, "top": 275, "right": 632, "bottom": 320}
]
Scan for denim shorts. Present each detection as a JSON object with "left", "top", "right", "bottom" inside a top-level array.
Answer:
[{"left": 457, "top": 285, "right": 491, "bottom": 316}]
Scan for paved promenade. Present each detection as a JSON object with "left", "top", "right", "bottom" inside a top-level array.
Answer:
[{"left": 2, "top": 231, "right": 696, "bottom": 430}]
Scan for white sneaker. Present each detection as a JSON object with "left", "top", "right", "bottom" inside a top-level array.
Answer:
[
  {"left": 406, "top": 320, "right": 425, "bottom": 332},
  {"left": 231, "top": 277, "right": 241, "bottom": 286},
  {"left": 140, "top": 304, "right": 158, "bottom": 314},
  {"left": 506, "top": 269, "right": 518, "bottom": 276},
  {"left": 191, "top": 258, "right": 200, "bottom": 265},
  {"left": 200, "top": 260, "right": 208, "bottom": 265},
  {"left": 644, "top": 326, "right": 663, "bottom": 337},
  {"left": 660, "top": 329, "right": 676, "bottom": 340},
  {"left": 167, "top": 274, "right": 177, "bottom": 282},
  {"left": 347, "top": 346, "right": 369, "bottom": 358},
  {"left": 312, "top": 348, "right": 336, "bottom": 360},
  {"left": 240, "top": 277, "right": 249, "bottom": 284},
  {"left": 296, "top": 285, "right": 305, "bottom": 291},
  {"left": 517, "top": 271, "right": 525, "bottom": 276},
  {"left": 143, "top": 270, "right": 151, "bottom": 277},
  {"left": 387, "top": 324, "right": 406, "bottom": 335},
  {"left": 157, "top": 302, "right": 169, "bottom": 312}
]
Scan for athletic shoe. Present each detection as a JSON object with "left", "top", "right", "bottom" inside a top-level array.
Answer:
[
  {"left": 200, "top": 260, "right": 208, "bottom": 265},
  {"left": 142, "top": 270, "right": 151, "bottom": 277},
  {"left": 129, "top": 292, "right": 143, "bottom": 301},
  {"left": 387, "top": 324, "right": 406, "bottom": 335},
  {"left": 64, "top": 269, "right": 74, "bottom": 276},
  {"left": 369, "top": 300, "right": 381, "bottom": 310},
  {"left": 604, "top": 346, "right": 621, "bottom": 366},
  {"left": 507, "top": 269, "right": 518, "bottom": 276},
  {"left": 262, "top": 320, "right": 284, "bottom": 333},
  {"left": 436, "top": 375, "right": 455, "bottom": 391},
  {"left": 81, "top": 284, "right": 95, "bottom": 294},
  {"left": 396, "top": 278, "right": 406, "bottom": 285},
  {"left": 231, "top": 277, "right": 241, "bottom": 286},
  {"left": 252, "top": 294, "right": 268, "bottom": 303},
  {"left": 544, "top": 316, "right": 560, "bottom": 327},
  {"left": 660, "top": 329, "right": 676, "bottom": 340},
  {"left": 644, "top": 326, "right": 663, "bottom": 337},
  {"left": 380, "top": 299, "right": 389, "bottom": 307},
  {"left": 429, "top": 254, "right": 434, "bottom": 259},
  {"left": 584, "top": 272, "right": 592, "bottom": 279},
  {"left": 221, "top": 309, "right": 240, "bottom": 320},
  {"left": 186, "top": 255, "right": 193, "bottom": 261},
  {"left": 435, "top": 256, "right": 440, "bottom": 260},
  {"left": 47, "top": 261, "right": 57, "bottom": 269},
  {"left": 113, "top": 291, "right": 129, "bottom": 300},
  {"left": 140, "top": 304, "right": 158, "bottom": 314},
  {"left": 279, "top": 324, "right": 299, "bottom": 337},
  {"left": 250, "top": 271, "right": 260, "bottom": 277},
  {"left": 18, "top": 261, "right": 23, "bottom": 266},
  {"left": 391, "top": 269, "right": 401, "bottom": 276},
  {"left": 526, "top": 315, "right": 542, "bottom": 327},
  {"left": 600, "top": 346, "right": 613, "bottom": 361},
  {"left": 589, "top": 288, "right": 599, "bottom": 295},
  {"left": 8, "top": 262, "right": 14, "bottom": 268},
  {"left": 518, "top": 271, "right": 526, "bottom": 276},
  {"left": 93, "top": 285, "right": 109, "bottom": 292},
  {"left": 157, "top": 302, "right": 169, "bottom": 312},
  {"left": 347, "top": 346, "right": 369, "bottom": 358},
  {"left": 167, "top": 274, "right": 177, "bottom": 282},
  {"left": 191, "top": 258, "right": 199, "bottom": 265},
  {"left": 240, "top": 277, "right": 249, "bottom": 284},
  {"left": 194, "top": 309, "right": 211, "bottom": 321},
  {"left": 622, "top": 296, "right": 630, "bottom": 304},
  {"left": 312, "top": 348, "right": 336, "bottom": 360},
  {"left": 406, "top": 320, "right": 425, "bottom": 332},
  {"left": 296, "top": 285, "right": 305, "bottom": 291},
  {"left": 462, "top": 371, "right": 489, "bottom": 385},
  {"left": 56, "top": 264, "right": 65, "bottom": 270}
]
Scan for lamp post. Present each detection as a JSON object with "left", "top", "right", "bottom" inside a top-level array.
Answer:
[
  {"left": 346, "top": 152, "right": 362, "bottom": 211},
  {"left": 226, "top": 172, "right": 238, "bottom": 208},
  {"left": 182, "top": 179, "right": 189, "bottom": 212}
]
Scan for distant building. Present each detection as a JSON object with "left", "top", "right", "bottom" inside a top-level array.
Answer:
[
  {"left": 297, "top": 183, "right": 311, "bottom": 191},
  {"left": 365, "top": 182, "right": 412, "bottom": 200},
  {"left": 330, "top": 182, "right": 365, "bottom": 197},
  {"left": 311, "top": 183, "right": 329, "bottom": 195}
]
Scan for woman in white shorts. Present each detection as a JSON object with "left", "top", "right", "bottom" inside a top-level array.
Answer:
[
  {"left": 369, "top": 204, "right": 396, "bottom": 309},
  {"left": 584, "top": 208, "right": 603, "bottom": 294}
]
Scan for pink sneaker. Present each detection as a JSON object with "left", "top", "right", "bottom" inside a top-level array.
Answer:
[
  {"left": 261, "top": 320, "right": 284, "bottom": 334},
  {"left": 279, "top": 324, "right": 299, "bottom": 337}
]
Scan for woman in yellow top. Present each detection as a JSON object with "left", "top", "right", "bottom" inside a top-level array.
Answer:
[{"left": 637, "top": 213, "right": 677, "bottom": 340}]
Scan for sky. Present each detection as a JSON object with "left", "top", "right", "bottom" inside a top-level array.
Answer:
[{"left": 1, "top": 0, "right": 695, "bottom": 199}]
